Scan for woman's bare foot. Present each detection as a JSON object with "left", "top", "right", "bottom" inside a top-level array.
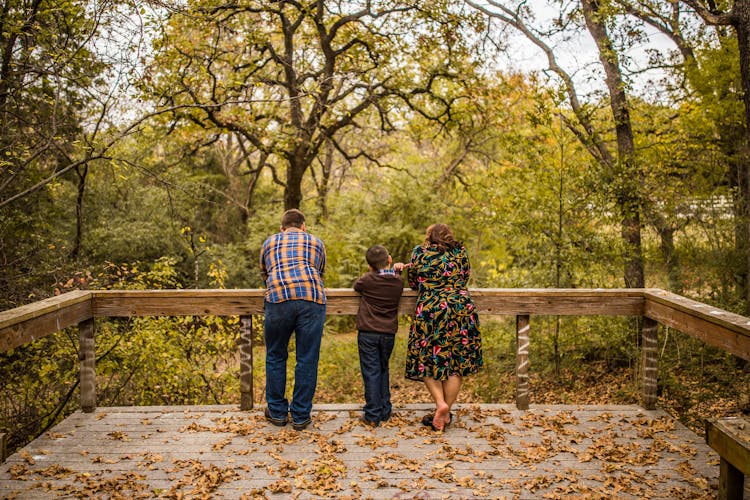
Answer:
[{"left": 433, "top": 403, "right": 450, "bottom": 431}]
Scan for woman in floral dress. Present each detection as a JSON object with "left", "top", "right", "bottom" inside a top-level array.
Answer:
[{"left": 399, "top": 223, "right": 483, "bottom": 431}]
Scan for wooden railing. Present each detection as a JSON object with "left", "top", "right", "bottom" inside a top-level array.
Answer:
[{"left": 1, "top": 288, "right": 749, "bottom": 414}]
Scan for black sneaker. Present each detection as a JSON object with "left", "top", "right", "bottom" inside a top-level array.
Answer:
[
  {"left": 292, "top": 418, "right": 311, "bottom": 431},
  {"left": 421, "top": 412, "right": 452, "bottom": 430},
  {"left": 264, "top": 408, "right": 287, "bottom": 427}
]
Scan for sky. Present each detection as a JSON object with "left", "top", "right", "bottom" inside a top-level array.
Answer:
[{"left": 476, "top": 0, "right": 685, "bottom": 101}]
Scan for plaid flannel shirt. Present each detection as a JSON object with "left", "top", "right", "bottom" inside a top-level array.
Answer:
[{"left": 260, "top": 228, "right": 326, "bottom": 304}]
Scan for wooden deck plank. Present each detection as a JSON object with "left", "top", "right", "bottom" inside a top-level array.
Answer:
[{"left": 0, "top": 404, "right": 733, "bottom": 499}]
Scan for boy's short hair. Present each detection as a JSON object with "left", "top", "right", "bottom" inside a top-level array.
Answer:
[
  {"left": 281, "top": 209, "right": 305, "bottom": 229},
  {"left": 365, "top": 245, "right": 390, "bottom": 271}
]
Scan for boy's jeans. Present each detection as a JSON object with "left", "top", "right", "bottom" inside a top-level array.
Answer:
[
  {"left": 358, "top": 330, "right": 395, "bottom": 424},
  {"left": 264, "top": 300, "right": 326, "bottom": 425}
]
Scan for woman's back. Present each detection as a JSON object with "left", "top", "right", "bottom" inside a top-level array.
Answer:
[{"left": 409, "top": 244, "right": 470, "bottom": 293}]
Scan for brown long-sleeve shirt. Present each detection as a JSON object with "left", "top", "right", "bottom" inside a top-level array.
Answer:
[{"left": 353, "top": 270, "right": 404, "bottom": 334}]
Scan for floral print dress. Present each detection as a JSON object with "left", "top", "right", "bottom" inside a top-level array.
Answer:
[{"left": 405, "top": 244, "right": 483, "bottom": 381}]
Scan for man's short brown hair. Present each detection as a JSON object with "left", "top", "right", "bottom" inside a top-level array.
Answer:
[
  {"left": 281, "top": 209, "right": 306, "bottom": 229},
  {"left": 365, "top": 244, "right": 390, "bottom": 271}
]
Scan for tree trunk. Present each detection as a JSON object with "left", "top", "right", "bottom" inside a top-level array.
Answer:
[
  {"left": 581, "top": 0, "right": 645, "bottom": 289},
  {"left": 284, "top": 153, "right": 308, "bottom": 210},
  {"left": 314, "top": 140, "right": 334, "bottom": 220},
  {"left": 730, "top": 157, "right": 749, "bottom": 305},
  {"left": 734, "top": 0, "right": 750, "bottom": 313},
  {"left": 70, "top": 164, "right": 88, "bottom": 260},
  {"left": 652, "top": 217, "right": 682, "bottom": 293},
  {"left": 680, "top": 0, "right": 750, "bottom": 311}
]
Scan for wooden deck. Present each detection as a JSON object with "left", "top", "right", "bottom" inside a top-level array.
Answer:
[{"left": 0, "top": 404, "right": 732, "bottom": 499}]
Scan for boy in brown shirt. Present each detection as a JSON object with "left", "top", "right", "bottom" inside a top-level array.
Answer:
[{"left": 354, "top": 245, "right": 405, "bottom": 426}]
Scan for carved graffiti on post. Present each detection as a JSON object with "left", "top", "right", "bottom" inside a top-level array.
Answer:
[
  {"left": 239, "top": 315, "right": 254, "bottom": 411},
  {"left": 642, "top": 317, "right": 659, "bottom": 410},
  {"left": 516, "top": 314, "right": 530, "bottom": 410},
  {"left": 79, "top": 318, "right": 96, "bottom": 413}
]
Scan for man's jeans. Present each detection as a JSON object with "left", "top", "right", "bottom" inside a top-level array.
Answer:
[
  {"left": 264, "top": 300, "right": 326, "bottom": 425},
  {"left": 357, "top": 330, "right": 395, "bottom": 424}
]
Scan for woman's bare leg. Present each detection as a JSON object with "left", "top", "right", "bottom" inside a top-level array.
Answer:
[
  {"left": 423, "top": 378, "right": 449, "bottom": 430},
  {"left": 440, "top": 375, "right": 462, "bottom": 426},
  {"left": 443, "top": 375, "right": 462, "bottom": 407}
]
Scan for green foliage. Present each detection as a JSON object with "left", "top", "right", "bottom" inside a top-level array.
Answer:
[
  {"left": 139, "top": 0, "right": 486, "bottom": 210},
  {"left": 0, "top": 1, "right": 143, "bottom": 308},
  {"left": 0, "top": 256, "right": 249, "bottom": 453},
  {"left": 0, "top": 330, "right": 80, "bottom": 452},
  {"left": 656, "top": 329, "right": 750, "bottom": 431},
  {"left": 95, "top": 314, "right": 240, "bottom": 406}
]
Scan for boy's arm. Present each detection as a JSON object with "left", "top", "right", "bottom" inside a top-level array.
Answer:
[{"left": 353, "top": 274, "right": 366, "bottom": 292}]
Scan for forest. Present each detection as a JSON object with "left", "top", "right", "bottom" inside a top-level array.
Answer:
[{"left": 1, "top": 0, "right": 749, "bottom": 453}]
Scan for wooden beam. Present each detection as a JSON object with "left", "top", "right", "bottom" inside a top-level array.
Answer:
[
  {"left": 644, "top": 290, "right": 750, "bottom": 361},
  {"left": 89, "top": 289, "right": 415, "bottom": 317},
  {"left": 89, "top": 288, "right": 646, "bottom": 318},
  {"left": 91, "top": 289, "right": 268, "bottom": 317},
  {"left": 0, "top": 291, "right": 92, "bottom": 352},
  {"left": 2, "top": 288, "right": 748, "bottom": 364},
  {"left": 705, "top": 417, "right": 750, "bottom": 500},
  {"left": 472, "top": 289, "right": 645, "bottom": 316},
  {"left": 706, "top": 418, "right": 750, "bottom": 476}
]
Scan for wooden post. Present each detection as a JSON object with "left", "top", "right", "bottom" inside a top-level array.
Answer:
[
  {"left": 239, "top": 315, "right": 254, "bottom": 410},
  {"left": 641, "top": 317, "right": 658, "bottom": 410},
  {"left": 516, "top": 314, "right": 530, "bottom": 410},
  {"left": 718, "top": 458, "right": 744, "bottom": 500},
  {"left": 1, "top": 433, "right": 6, "bottom": 463},
  {"left": 79, "top": 318, "right": 96, "bottom": 413}
]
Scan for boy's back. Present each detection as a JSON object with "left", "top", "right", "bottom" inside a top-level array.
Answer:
[
  {"left": 354, "top": 271, "right": 404, "bottom": 334},
  {"left": 354, "top": 244, "right": 405, "bottom": 427}
]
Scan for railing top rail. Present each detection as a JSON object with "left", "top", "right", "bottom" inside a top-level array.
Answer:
[
  {"left": 0, "top": 288, "right": 749, "bottom": 360},
  {"left": 88, "top": 287, "right": 649, "bottom": 316},
  {"left": 0, "top": 290, "right": 92, "bottom": 353},
  {"left": 644, "top": 289, "right": 750, "bottom": 360},
  {"left": 0, "top": 290, "right": 90, "bottom": 330},
  {"left": 645, "top": 289, "right": 750, "bottom": 333}
]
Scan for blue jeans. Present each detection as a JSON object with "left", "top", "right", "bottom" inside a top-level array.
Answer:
[
  {"left": 264, "top": 300, "right": 326, "bottom": 424},
  {"left": 358, "top": 330, "right": 395, "bottom": 424}
]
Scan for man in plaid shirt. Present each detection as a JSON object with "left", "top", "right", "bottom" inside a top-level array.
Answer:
[{"left": 260, "top": 209, "right": 326, "bottom": 431}]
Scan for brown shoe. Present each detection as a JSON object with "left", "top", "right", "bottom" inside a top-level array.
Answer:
[
  {"left": 264, "top": 408, "right": 287, "bottom": 427},
  {"left": 292, "top": 417, "right": 311, "bottom": 431}
]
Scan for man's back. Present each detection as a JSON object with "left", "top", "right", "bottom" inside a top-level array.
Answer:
[{"left": 261, "top": 228, "right": 326, "bottom": 304}]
